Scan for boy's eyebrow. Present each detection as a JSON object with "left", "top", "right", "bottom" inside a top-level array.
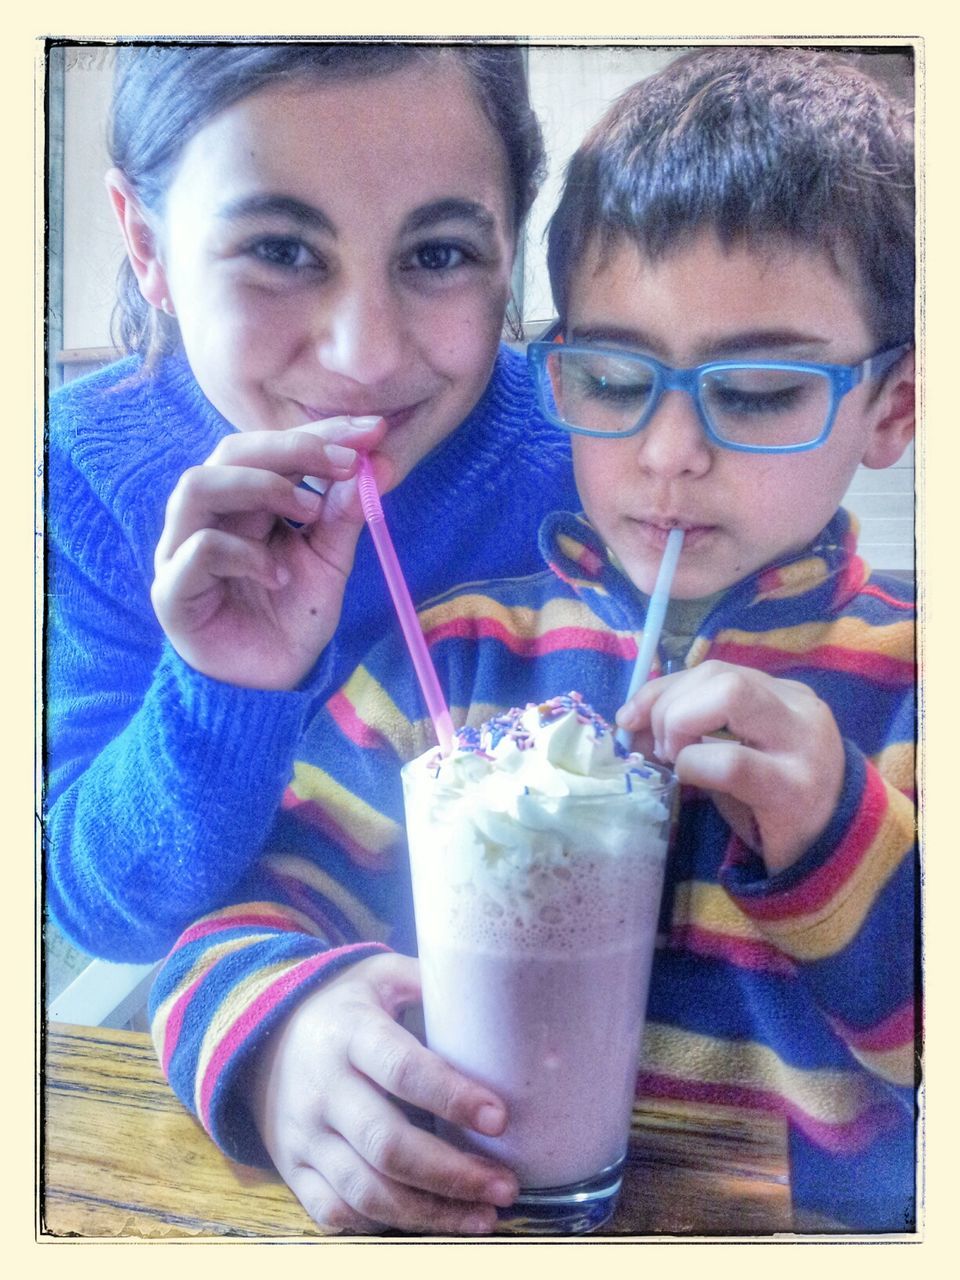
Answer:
[
  {"left": 703, "top": 329, "right": 832, "bottom": 358},
  {"left": 401, "top": 198, "right": 498, "bottom": 236},
  {"left": 216, "top": 193, "right": 336, "bottom": 234},
  {"left": 569, "top": 324, "right": 832, "bottom": 359}
]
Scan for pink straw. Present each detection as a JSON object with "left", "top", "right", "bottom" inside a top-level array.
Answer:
[{"left": 356, "top": 455, "right": 455, "bottom": 755}]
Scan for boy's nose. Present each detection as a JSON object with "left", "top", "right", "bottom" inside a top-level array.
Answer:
[
  {"left": 311, "top": 280, "right": 407, "bottom": 386},
  {"left": 635, "top": 389, "right": 712, "bottom": 477}
]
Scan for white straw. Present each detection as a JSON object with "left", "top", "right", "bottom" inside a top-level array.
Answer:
[{"left": 615, "top": 527, "right": 685, "bottom": 749}]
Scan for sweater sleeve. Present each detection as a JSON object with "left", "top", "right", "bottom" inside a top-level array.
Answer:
[
  {"left": 44, "top": 412, "right": 335, "bottom": 963},
  {"left": 718, "top": 736, "right": 917, "bottom": 1099},
  {"left": 148, "top": 853, "right": 392, "bottom": 1167}
]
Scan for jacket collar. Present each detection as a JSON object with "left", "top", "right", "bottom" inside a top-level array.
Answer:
[{"left": 537, "top": 508, "right": 866, "bottom": 637}]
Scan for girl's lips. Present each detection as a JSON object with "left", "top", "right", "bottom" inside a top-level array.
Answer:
[{"left": 300, "top": 404, "right": 420, "bottom": 432}]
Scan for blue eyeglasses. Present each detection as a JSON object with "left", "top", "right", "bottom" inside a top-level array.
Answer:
[{"left": 527, "top": 328, "right": 911, "bottom": 454}]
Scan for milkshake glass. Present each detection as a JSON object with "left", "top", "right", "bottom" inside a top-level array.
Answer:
[{"left": 401, "top": 694, "right": 675, "bottom": 1234}]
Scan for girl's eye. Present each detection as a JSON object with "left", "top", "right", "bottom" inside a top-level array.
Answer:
[
  {"left": 409, "top": 242, "right": 470, "bottom": 272},
  {"left": 248, "top": 238, "right": 319, "bottom": 270}
]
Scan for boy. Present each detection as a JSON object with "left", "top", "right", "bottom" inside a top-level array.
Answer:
[{"left": 150, "top": 48, "right": 917, "bottom": 1235}]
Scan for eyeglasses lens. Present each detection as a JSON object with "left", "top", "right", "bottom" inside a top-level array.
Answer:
[
  {"left": 543, "top": 349, "right": 656, "bottom": 435},
  {"left": 699, "top": 368, "right": 832, "bottom": 448}
]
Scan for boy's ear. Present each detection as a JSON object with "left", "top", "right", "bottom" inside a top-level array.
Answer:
[
  {"left": 861, "top": 348, "right": 915, "bottom": 470},
  {"left": 104, "top": 168, "right": 170, "bottom": 311}
]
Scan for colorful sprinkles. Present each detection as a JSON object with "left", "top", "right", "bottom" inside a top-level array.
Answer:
[
  {"left": 450, "top": 691, "right": 610, "bottom": 757},
  {"left": 426, "top": 692, "right": 661, "bottom": 790}
]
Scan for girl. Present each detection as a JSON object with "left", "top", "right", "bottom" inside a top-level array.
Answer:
[{"left": 46, "top": 43, "right": 578, "bottom": 961}]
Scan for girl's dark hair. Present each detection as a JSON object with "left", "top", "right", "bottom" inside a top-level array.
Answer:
[
  {"left": 547, "top": 46, "right": 915, "bottom": 350},
  {"left": 109, "top": 41, "right": 545, "bottom": 362}
]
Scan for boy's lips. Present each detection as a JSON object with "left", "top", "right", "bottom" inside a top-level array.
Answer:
[{"left": 633, "top": 516, "right": 716, "bottom": 549}]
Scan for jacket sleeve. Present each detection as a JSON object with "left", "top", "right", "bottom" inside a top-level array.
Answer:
[
  {"left": 718, "top": 730, "right": 917, "bottom": 1104},
  {"left": 44, "top": 435, "right": 334, "bottom": 962},
  {"left": 147, "top": 643, "right": 434, "bottom": 1167},
  {"left": 149, "top": 852, "right": 392, "bottom": 1167}
]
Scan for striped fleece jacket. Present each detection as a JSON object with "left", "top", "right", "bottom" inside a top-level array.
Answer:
[{"left": 150, "top": 507, "right": 918, "bottom": 1234}]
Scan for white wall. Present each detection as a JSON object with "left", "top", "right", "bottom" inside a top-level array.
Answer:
[
  {"left": 522, "top": 46, "right": 685, "bottom": 330},
  {"left": 61, "top": 46, "right": 122, "bottom": 352},
  {"left": 52, "top": 43, "right": 915, "bottom": 573}
]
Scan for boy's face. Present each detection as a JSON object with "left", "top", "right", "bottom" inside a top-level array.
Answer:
[{"left": 567, "top": 231, "right": 914, "bottom": 599}]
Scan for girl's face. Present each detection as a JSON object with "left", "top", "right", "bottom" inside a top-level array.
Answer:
[{"left": 140, "top": 60, "right": 516, "bottom": 484}]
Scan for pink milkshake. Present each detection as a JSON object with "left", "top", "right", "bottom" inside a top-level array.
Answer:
[{"left": 402, "top": 692, "right": 675, "bottom": 1234}]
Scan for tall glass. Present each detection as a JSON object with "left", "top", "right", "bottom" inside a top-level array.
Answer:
[{"left": 402, "top": 759, "right": 676, "bottom": 1234}]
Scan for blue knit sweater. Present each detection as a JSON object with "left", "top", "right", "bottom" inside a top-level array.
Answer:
[{"left": 44, "top": 346, "right": 577, "bottom": 961}]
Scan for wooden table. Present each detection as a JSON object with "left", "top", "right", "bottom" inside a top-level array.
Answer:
[{"left": 41, "top": 1023, "right": 792, "bottom": 1239}]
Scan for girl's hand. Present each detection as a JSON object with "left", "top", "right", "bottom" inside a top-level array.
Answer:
[
  {"left": 251, "top": 953, "right": 519, "bottom": 1235},
  {"left": 152, "top": 416, "right": 391, "bottom": 690},
  {"left": 617, "top": 659, "right": 845, "bottom": 875}
]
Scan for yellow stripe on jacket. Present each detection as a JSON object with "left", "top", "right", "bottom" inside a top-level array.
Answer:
[
  {"left": 262, "top": 853, "right": 393, "bottom": 944},
  {"left": 754, "top": 784, "right": 914, "bottom": 962},
  {"left": 713, "top": 616, "right": 914, "bottom": 662},
  {"left": 286, "top": 759, "right": 402, "bottom": 869},
  {"left": 641, "top": 1023, "right": 884, "bottom": 1127}
]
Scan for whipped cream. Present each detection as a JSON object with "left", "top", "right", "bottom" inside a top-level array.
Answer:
[{"left": 403, "top": 695, "right": 672, "bottom": 944}]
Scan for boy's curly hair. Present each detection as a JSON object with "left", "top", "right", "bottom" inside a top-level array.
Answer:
[{"left": 547, "top": 47, "right": 915, "bottom": 351}]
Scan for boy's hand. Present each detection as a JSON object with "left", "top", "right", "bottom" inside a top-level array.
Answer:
[
  {"left": 250, "top": 953, "right": 519, "bottom": 1235},
  {"left": 617, "top": 660, "right": 845, "bottom": 875}
]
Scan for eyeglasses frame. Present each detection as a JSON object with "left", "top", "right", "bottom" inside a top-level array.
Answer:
[{"left": 527, "top": 326, "right": 912, "bottom": 455}]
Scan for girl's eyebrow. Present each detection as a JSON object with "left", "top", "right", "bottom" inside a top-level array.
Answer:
[
  {"left": 215, "top": 194, "right": 497, "bottom": 240},
  {"left": 216, "top": 193, "right": 336, "bottom": 234},
  {"left": 401, "top": 198, "right": 497, "bottom": 235}
]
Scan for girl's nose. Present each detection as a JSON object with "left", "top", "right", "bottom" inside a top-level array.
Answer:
[
  {"left": 635, "top": 389, "right": 713, "bottom": 478},
  {"left": 312, "top": 281, "right": 406, "bottom": 385}
]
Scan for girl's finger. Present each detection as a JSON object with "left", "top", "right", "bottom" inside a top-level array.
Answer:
[
  {"left": 153, "top": 527, "right": 288, "bottom": 611},
  {"left": 157, "top": 466, "right": 329, "bottom": 562},
  {"left": 205, "top": 415, "right": 385, "bottom": 474}
]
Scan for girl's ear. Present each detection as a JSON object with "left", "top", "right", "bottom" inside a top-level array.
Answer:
[
  {"left": 104, "top": 168, "right": 170, "bottom": 310},
  {"left": 861, "top": 348, "right": 916, "bottom": 470}
]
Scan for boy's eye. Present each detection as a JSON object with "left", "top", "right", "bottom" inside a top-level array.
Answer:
[
  {"left": 704, "top": 374, "right": 811, "bottom": 418},
  {"left": 584, "top": 373, "right": 653, "bottom": 404},
  {"left": 569, "top": 358, "right": 654, "bottom": 406}
]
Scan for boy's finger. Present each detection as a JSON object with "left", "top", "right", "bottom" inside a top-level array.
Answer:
[
  {"left": 325, "top": 1077, "right": 517, "bottom": 1206},
  {"left": 672, "top": 739, "right": 780, "bottom": 807},
  {"left": 285, "top": 1163, "right": 380, "bottom": 1235},
  {"left": 307, "top": 1131, "right": 502, "bottom": 1235},
  {"left": 618, "top": 725, "right": 657, "bottom": 759},
  {"left": 652, "top": 667, "right": 802, "bottom": 762},
  {"left": 347, "top": 1013, "right": 509, "bottom": 1139},
  {"left": 615, "top": 669, "right": 680, "bottom": 729}
]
